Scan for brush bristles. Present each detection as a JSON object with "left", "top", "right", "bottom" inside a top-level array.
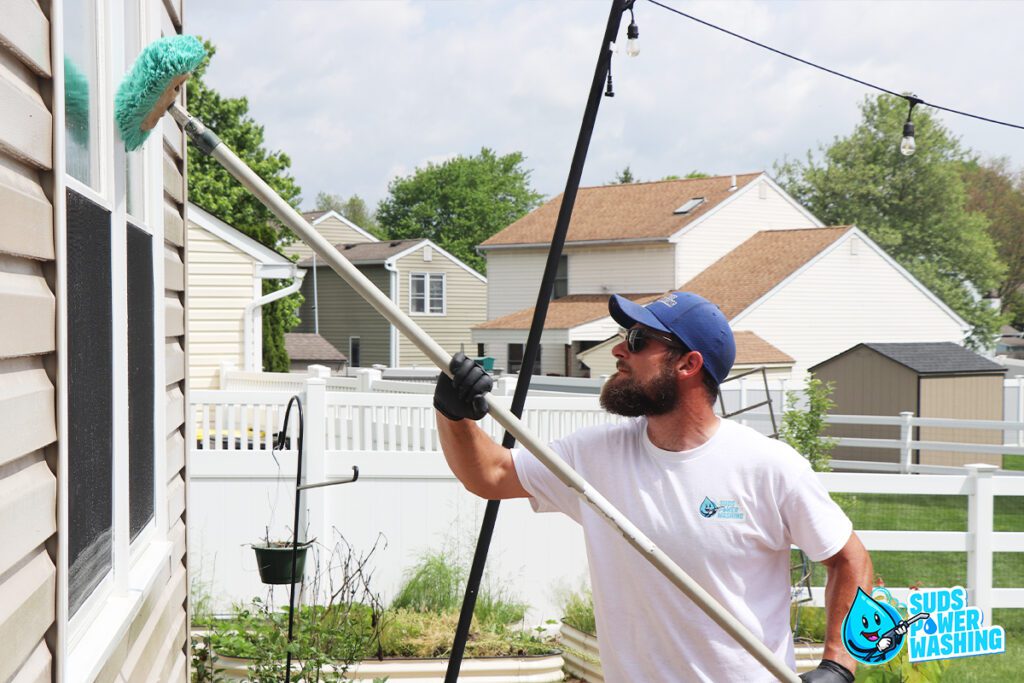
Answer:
[{"left": 115, "top": 35, "right": 206, "bottom": 151}]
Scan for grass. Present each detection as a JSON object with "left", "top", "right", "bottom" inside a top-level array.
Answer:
[{"left": 1003, "top": 454, "right": 1024, "bottom": 471}]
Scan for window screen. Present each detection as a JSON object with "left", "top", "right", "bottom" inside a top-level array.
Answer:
[
  {"left": 67, "top": 190, "right": 113, "bottom": 615},
  {"left": 411, "top": 273, "right": 444, "bottom": 314},
  {"left": 552, "top": 256, "right": 568, "bottom": 300},
  {"left": 127, "top": 224, "right": 154, "bottom": 540},
  {"left": 63, "top": 0, "right": 100, "bottom": 186}
]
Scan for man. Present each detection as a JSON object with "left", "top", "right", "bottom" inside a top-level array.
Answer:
[{"left": 434, "top": 291, "right": 872, "bottom": 682}]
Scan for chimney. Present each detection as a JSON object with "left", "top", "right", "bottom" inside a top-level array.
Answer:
[{"left": 729, "top": 175, "right": 737, "bottom": 191}]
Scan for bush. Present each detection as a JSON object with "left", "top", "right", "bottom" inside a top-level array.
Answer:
[
  {"left": 780, "top": 376, "right": 838, "bottom": 472},
  {"left": 557, "top": 584, "right": 596, "bottom": 635}
]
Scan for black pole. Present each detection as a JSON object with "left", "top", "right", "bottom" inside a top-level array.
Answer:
[
  {"left": 444, "top": 2, "right": 629, "bottom": 679},
  {"left": 280, "top": 396, "right": 305, "bottom": 683}
]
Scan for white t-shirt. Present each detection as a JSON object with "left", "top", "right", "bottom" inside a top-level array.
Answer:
[{"left": 512, "top": 417, "right": 852, "bottom": 683}]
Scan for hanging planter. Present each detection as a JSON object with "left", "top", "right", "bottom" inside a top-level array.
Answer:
[{"left": 251, "top": 541, "right": 313, "bottom": 585}]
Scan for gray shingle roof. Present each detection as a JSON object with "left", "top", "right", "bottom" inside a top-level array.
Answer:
[
  {"left": 296, "top": 239, "right": 422, "bottom": 266},
  {"left": 862, "top": 342, "right": 1005, "bottom": 375},
  {"left": 285, "top": 333, "right": 347, "bottom": 362}
]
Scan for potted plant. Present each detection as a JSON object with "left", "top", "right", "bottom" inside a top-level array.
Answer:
[{"left": 250, "top": 536, "right": 314, "bottom": 585}]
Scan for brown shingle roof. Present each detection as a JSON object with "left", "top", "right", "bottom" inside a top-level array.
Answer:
[
  {"left": 732, "top": 331, "right": 794, "bottom": 365},
  {"left": 474, "top": 293, "right": 662, "bottom": 330},
  {"left": 297, "top": 239, "right": 422, "bottom": 266},
  {"left": 285, "top": 333, "right": 347, "bottom": 362},
  {"left": 480, "top": 173, "right": 763, "bottom": 247},
  {"left": 681, "top": 227, "right": 852, "bottom": 319},
  {"left": 303, "top": 210, "right": 329, "bottom": 222}
]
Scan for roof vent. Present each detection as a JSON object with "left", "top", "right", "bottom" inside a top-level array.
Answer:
[
  {"left": 729, "top": 175, "right": 737, "bottom": 191},
  {"left": 343, "top": 243, "right": 356, "bottom": 250},
  {"left": 390, "top": 241, "right": 402, "bottom": 247},
  {"left": 673, "top": 197, "right": 705, "bottom": 214}
]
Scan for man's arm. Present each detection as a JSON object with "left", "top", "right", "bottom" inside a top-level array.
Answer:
[
  {"left": 817, "top": 532, "right": 873, "bottom": 675},
  {"left": 436, "top": 413, "right": 529, "bottom": 500}
]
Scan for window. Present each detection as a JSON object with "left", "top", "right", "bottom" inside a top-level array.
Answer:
[
  {"left": 507, "top": 344, "right": 541, "bottom": 375},
  {"left": 477, "top": 343, "right": 486, "bottom": 358},
  {"left": 64, "top": 0, "right": 101, "bottom": 187},
  {"left": 673, "top": 197, "right": 705, "bottom": 215},
  {"left": 552, "top": 255, "right": 568, "bottom": 300},
  {"left": 410, "top": 272, "right": 445, "bottom": 314},
  {"left": 127, "top": 225, "right": 154, "bottom": 540},
  {"left": 350, "top": 337, "right": 361, "bottom": 367}
]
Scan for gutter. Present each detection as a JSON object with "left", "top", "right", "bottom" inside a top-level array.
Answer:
[
  {"left": 244, "top": 264, "right": 305, "bottom": 371},
  {"left": 384, "top": 257, "right": 399, "bottom": 366}
]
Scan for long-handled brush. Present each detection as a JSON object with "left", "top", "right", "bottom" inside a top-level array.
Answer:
[{"left": 114, "top": 35, "right": 800, "bottom": 683}]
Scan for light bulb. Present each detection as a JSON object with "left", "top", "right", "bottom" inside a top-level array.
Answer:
[
  {"left": 626, "top": 19, "right": 639, "bottom": 57},
  {"left": 900, "top": 120, "right": 916, "bottom": 156}
]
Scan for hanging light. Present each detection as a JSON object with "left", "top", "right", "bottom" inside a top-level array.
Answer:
[
  {"left": 900, "top": 96, "right": 922, "bottom": 157},
  {"left": 626, "top": 8, "right": 640, "bottom": 57}
]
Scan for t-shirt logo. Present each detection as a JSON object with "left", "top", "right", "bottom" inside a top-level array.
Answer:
[{"left": 698, "top": 496, "right": 746, "bottom": 520}]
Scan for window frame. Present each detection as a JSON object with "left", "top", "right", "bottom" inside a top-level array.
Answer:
[{"left": 409, "top": 271, "right": 446, "bottom": 316}]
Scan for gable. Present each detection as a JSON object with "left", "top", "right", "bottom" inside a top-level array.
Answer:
[{"left": 285, "top": 211, "right": 379, "bottom": 260}]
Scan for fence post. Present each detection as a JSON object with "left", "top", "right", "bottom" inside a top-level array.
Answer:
[
  {"left": 966, "top": 463, "right": 997, "bottom": 624},
  {"left": 356, "top": 367, "right": 382, "bottom": 391},
  {"left": 899, "top": 411, "right": 914, "bottom": 474},
  {"left": 1017, "top": 377, "right": 1024, "bottom": 446},
  {"left": 739, "top": 377, "right": 748, "bottom": 427},
  {"left": 219, "top": 361, "right": 236, "bottom": 390},
  {"left": 303, "top": 369, "right": 328, "bottom": 566}
]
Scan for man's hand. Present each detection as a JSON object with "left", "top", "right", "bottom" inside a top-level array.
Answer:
[
  {"left": 434, "top": 352, "right": 493, "bottom": 421},
  {"left": 799, "top": 659, "right": 854, "bottom": 683}
]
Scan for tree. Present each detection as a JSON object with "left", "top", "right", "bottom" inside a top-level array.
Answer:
[
  {"left": 187, "top": 41, "right": 303, "bottom": 371},
  {"left": 315, "top": 192, "right": 383, "bottom": 238},
  {"left": 961, "top": 158, "right": 1024, "bottom": 327},
  {"left": 779, "top": 377, "right": 838, "bottom": 472},
  {"left": 775, "top": 94, "right": 1007, "bottom": 348},
  {"left": 377, "top": 148, "right": 543, "bottom": 273},
  {"left": 611, "top": 166, "right": 637, "bottom": 184}
]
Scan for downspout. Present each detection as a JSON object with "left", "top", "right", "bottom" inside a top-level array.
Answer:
[
  {"left": 244, "top": 265, "right": 306, "bottom": 371},
  {"left": 385, "top": 257, "right": 399, "bottom": 367}
]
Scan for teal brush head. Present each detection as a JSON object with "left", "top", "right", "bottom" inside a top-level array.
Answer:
[
  {"left": 115, "top": 35, "right": 205, "bottom": 151},
  {"left": 64, "top": 57, "right": 91, "bottom": 146}
]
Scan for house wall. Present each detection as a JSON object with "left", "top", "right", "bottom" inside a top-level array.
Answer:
[
  {"left": 283, "top": 214, "right": 377, "bottom": 260},
  {"left": 186, "top": 221, "right": 256, "bottom": 388},
  {"left": 0, "top": 2, "right": 58, "bottom": 679},
  {"left": 471, "top": 329, "right": 569, "bottom": 376},
  {"left": 295, "top": 265, "right": 392, "bottom": 367},
  {"left": 736, "top": 234, "right": 967, "bottom": 380},
  {"left": 918, "top": 375, "right": 1004, "bottom": 467},
  {"left": 675, "top": 178, "right": 820, "bottom": 283},
  {"left": 567, "top": 243, "right": 675, "bottom": 295},
  {"left": 813, "top": 348, "right": 919, "bottom": 463},
  {"left": 395, "top": 245, "right": 486, "bottom": 368},
  {"left": 484, "top": 248, "right": 548, "bottom": 319}
]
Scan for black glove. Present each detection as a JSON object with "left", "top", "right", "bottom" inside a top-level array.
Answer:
[
  {"left": 799, "top": 659, "right": 854, "bottom": 683},
  {"left": 434, "top": 352, "right": 493, "bottom": 421}
]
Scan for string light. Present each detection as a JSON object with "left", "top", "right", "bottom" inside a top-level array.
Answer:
[
  {"left": 626, "top": 6, "right": 640, "bottom": 57},
  {"left": 645, "top": 0, "right": 1024, "bottom": 154}
]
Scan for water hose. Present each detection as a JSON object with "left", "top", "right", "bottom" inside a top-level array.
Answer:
[{"left": 113, "top": 32, "right": 801, "bottom": 683}]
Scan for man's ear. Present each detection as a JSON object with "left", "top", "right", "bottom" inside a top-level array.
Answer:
[{"left": 675, "top": 350, "right": 704, "bottom": 378}]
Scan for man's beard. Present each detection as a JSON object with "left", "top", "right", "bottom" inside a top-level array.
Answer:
[{"left": 600, "top": 364, "right": 679, "bottom": 417}]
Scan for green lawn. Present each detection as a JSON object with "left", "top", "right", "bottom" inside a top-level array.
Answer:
[{"left": 1003, "top": 454, "right": 1024, "bottom": 471}]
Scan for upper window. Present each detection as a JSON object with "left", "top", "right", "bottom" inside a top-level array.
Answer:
[
  {"left": 410, "top": 273, "right": 445, "bottom": 315},
  {"left": 552, "top": 255, "right": 568, "bottom": 300},
  {"left": 64, "top": 0, "right": 101, "bottom": 187}
]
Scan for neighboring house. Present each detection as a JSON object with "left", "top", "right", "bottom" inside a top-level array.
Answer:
[
  {"left": 997, "top": 325, "right": 1024, "bottom": 359},
  {"left": 474, "top": 173, "right": 969, "bottom": 379},
  {"left": 810, "top": 342, "right": 1006, "bottom": 467},
  {"left": 282, "top": 209, "right": 379, "bottom": 261},
  {"left": 294, "top": 239, "right": 487, "bottom": 367},
  {"left": 186, "top": 203, "right": 304, "bottom": 387},
  {"left": 285, "top": 332, "right": 348, "bottom": 373},
  {"left": 1, "top": 1, "right": 190, "bottom": 681}
]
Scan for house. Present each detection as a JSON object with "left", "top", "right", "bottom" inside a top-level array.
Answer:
[
  {"left": 282, "top": 209, "right": 379, "bottom": 261},
  {"left": 293, "top": 239, "right": 487, "bottom": 368},
  {"left": 474, "top": 173, "right": 969, "bottom": 379},
  {"left": 284, "top": 332, "right": 347, "bottom": 373},
  {"left": 997, "top": 325, "right": 1024, "bottom": 359},
  {"left": 810, "top": 342, "right": 1006, "bottom": 467},
  {"left": 1, "top": 1, "right": 190, "bottom": 681},
  {"left": 187, "top": 203, "right": 304, "bottom": 387}
]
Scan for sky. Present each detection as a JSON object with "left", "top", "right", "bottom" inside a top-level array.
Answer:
[{"left": 185, "top": 0, "right": 1024, "bottom": 212}]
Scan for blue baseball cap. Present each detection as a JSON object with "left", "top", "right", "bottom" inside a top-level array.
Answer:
[{"left": 608, "top": 292, "right": 736, "bottom": 384}]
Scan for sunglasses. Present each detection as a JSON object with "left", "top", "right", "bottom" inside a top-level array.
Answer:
[{"left": 618, "top": 327, "right": 687, "bottom": 353}]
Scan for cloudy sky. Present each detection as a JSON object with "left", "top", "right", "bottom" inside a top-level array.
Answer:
[{"left": 185, "top": 1, "right": 1024, "bottom": 211}]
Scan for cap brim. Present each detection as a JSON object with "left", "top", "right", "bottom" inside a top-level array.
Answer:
[{"left": 608, "top": 295, "right": 670, "bottom": 333}]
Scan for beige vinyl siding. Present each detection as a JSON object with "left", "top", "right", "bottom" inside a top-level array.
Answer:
[
  {"left": 295, "top": 265, "right": 392, "bottom": 367},
  {"left": 674, "top": 179, "right": 820, "bottom": 283},
  {"left": 567, "top": 243, "right": 675, "bottom": 295},
  {"left": 814, "top": 348, "right": 919, "bottom": 463},
  {"left": 484, "top": 248, "right": 547, "bottom": 319},
  {"left": 284, "top": 214, "right": 377, "bottom": 260},
  {"left": 736, "top": 234, "right": 966, "bottom": 379},
  {"left": 0, "top": 3, "right": 57, "bottom": 679},
  {"left": 395, "top": 246, "right": 486, "bottom": 367},
  {"left": 918, "top": 375, "right": 1004, "bottom": 467},
  {"left": 186, "top": 221, "right": 257, "bottom": 388}
]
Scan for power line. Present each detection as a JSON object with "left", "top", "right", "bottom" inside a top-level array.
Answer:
[{"left": 645, "top": 0, "right": 1024, "bottom": 132}]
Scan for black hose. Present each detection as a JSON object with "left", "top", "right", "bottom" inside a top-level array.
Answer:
[
  {"left": 444, "top": 2, "right": 631, "bottom": 679},
  {"left": 279, "top": 395, "right": 304, "bottom": 683}
]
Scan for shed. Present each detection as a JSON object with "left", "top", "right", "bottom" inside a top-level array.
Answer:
[
  {"left": 809, "top": 343, "right": 1007, "bottom": 467},
  {"left": 285, "top": 333, "right": 348, "bottom": 373}
]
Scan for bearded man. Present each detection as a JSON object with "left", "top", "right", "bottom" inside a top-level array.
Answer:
[{"left": 434, "top": 291, "right": 872, "bottom": 683}]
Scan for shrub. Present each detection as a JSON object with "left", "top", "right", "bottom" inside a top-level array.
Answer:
[
  {"left": 557, "top": 584, "right": 596, "bottom": 635},
  {"left": 780, "top": 376, "right": 839, "bottom": 472}
]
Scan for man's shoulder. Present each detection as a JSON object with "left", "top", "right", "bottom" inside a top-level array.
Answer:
[{"left": 717, "top": 419, "right": 811, "bottom": 472}]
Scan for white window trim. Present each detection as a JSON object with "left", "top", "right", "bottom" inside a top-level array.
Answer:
[
  {"left": 55, "top": 1, "right": 170, "bottom": 678},
  {"left": 409, "top": 271, "right": 446, "bottom": 316}
]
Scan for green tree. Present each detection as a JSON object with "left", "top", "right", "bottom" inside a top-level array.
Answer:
[
  {"left": 779, "top": 377, "right": 838, "bottom": 472},
  {"left": 612, "top": 165, "right": 637, "bottom": 184},
  {"left": 961, "top": 158, "right": 1024, "bottom": 327},
  {"left": 377, "top": 148, "right": 543, "bottom": 273},
  {"left": 186, "top": 41, "right": 303, "bottom": 371},
  {"left": 315, "top": 191, "right": 383, "bottom": 238},
  {"left": 775, "top": 94, "right": 1007, "bottom": 348}
]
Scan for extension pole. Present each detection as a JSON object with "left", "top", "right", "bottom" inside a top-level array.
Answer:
[
  {"left": 168, "top": 104, "right": 800, "bottom": 683},
  {"left": 445, "top": 1, "right": 628, "bottom": 679}
]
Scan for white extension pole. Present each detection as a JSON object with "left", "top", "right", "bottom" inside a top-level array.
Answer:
[{"left": 170, "top": 102, "right": 800, "bottom": 683}]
